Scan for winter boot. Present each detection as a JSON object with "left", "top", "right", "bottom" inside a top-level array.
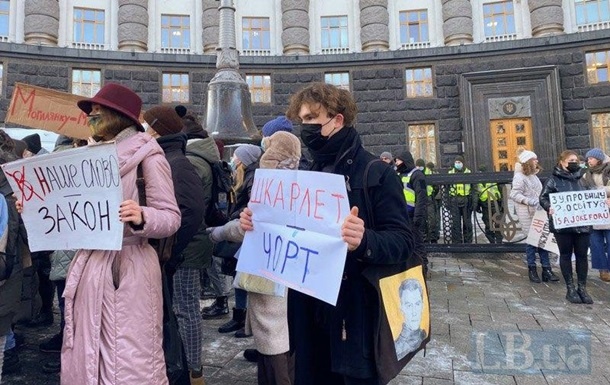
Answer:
[
  {"left": 201, "top": 296, "right": 229, "bottom": 319},
  {"left": 577, "top": 282, "right": 594, "bottom": 304},
  {"left": 565, "top": 276, "right": 582, "bottom": 304},
  {"left": 541, "top": 267, "right": 560, "bottom": 282},
  {"left": 243, "top": 348, "right": 259, "bottom": 363},
  {"left": 218, "top": 308, "right": 246, "bottom": 333},
  {"left": 189, "top": 367, "right": 205, "bottom": 385},
  {"left": 528, "top": 266, "right": 541, "bottom": 283}
]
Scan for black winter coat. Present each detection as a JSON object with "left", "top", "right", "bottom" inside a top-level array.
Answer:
[
  {"left": 157, "top": 133, "right": 206, "bottom": 261},
  {"left": 289, "top": 129, "right": 415, "bottom": 383},
  {"left": 539, "top": 166, "right": 591, "bottom": 234}
]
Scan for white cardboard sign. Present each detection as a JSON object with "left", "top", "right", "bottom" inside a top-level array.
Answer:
[
  {"left": 1, "top": 143, "right": 123, "bottom": 251},
  {"left": 237, "top": 169, "right": 350, "bottom": 305},
  {"left": 550, "top": 190, "right": 609, "bottom": 229}
]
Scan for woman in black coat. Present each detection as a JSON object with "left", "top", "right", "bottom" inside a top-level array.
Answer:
[{"left": 539, "top": 150, "right": 592, "bottom": 304}]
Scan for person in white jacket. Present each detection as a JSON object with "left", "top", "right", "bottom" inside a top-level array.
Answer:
[{"left": 509, "top": 149, "right": 560, "bottom": 283}]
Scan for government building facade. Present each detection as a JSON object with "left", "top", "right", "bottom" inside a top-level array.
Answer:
[{"left": 0, "top": 0, "right": 609, "bottom": 170}]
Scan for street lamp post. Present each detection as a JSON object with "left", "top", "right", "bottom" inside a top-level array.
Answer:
[{"left": 205, "top": 0, "right": 259, "bottom": 146}]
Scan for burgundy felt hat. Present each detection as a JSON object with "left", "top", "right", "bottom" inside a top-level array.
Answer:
[{"left": 77, "top": 83, "right": 144, "bottom": 131}]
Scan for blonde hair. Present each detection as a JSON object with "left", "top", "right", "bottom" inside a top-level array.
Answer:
[{"left": 232, "top": 163, "right": 246, "bottom": 193}]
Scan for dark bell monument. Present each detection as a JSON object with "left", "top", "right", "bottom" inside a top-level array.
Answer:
[{"left": 205, "top": 0, "right": 260, "bottom": 146}]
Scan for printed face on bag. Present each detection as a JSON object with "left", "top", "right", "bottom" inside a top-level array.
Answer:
[{"left": 400, "top": 279, "right": 424, "bottom": 330}]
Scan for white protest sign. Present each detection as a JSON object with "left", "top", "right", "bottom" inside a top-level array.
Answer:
[
  {"left": 550, "top": 190, "right": 609, "bottom": 229},
  {"left": 237, "top": 169, "right": 350, "bottom": 305},
  {"left": 1, "top": 143, "right": 123, "bottom": 251},
  {"left": 526, "top": 210, "right": 559, "bottom": 255}
]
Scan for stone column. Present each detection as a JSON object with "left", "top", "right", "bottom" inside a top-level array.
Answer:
[
  {"left": 441, "top": 0, "right": 473, "bottom": 46},
  {"left": 203, "top": 0, "right": 219, "bottom": 54},
  {"left": 529, "top": 0, "right": 564, "bottom": 37},
  {"left": 360, "top": 0, "right": 389, "bottom": 52},
  {"left": 24, "top": 0, "right": 59, "bottom": 45},
  {"left": 118, "top": 0, "right": 148, "bottom": 52},
  {"left": 281, "top": 0, "right": 309, "bottom": 55}
]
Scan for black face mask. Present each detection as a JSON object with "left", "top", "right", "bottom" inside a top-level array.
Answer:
[
  {"left": 566, "top": 162, "right": 580, "bottom": 173},
  {"left": 300, "top": 117, "right": 334, "bottom": 151}
]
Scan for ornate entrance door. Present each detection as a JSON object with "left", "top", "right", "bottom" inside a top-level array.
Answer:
[{"left": 490, "top": 118, "right": 533, "bottom": 171}]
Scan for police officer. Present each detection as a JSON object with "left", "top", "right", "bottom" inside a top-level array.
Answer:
[
  {"left": 476, "top": 165, "right": 503, "bottom": 243},
  {"left": 448, "top": 155, "right": 474, "bottom": 243},
  {"left": 396, "top": 150, "right": 428, "bottom": 273},
  {"left": 423, "top": 161, "right": 440, "bottom": 243}
]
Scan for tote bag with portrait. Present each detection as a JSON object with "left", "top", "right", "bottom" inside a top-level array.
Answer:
[{"left": 361, "top": 159, "right": 431, "bottom": 385}]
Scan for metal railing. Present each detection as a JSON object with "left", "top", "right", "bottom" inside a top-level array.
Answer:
[{"left": 424, "top": 171, "right": 533, "bottom": 253}]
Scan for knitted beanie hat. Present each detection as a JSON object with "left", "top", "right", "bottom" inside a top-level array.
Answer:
[
  {"left": 234, "top": 144, "right": 262, "bottom": 167},
  {"left": 22, "top": 134, "right": 42, "bottom": 154},
  {"left": 380, "top": 151, "right": 393, "bottom": 160},
  {"left": 454, "top": 155, "right": 465, "bottom": 163},
  {"left": 585, "top": 148, "right": 605, "bottom": 162},
  {"left": 518, "top": 150, "right": 537, "bottom": 164},
  {"left": 143, "top": 106, "right": 184, "bottom": 136},
  {"left": 261, "top": 116, "right": 294, "bottom": 137}
]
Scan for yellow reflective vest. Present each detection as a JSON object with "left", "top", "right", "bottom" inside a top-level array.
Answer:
[
  {"left": 400, "top": 169, "right": 417, "bottom": 208},
  {"left": 477, "top": 182, "right": 501, "bottom": 202},
  {"left": 424, "top": 167, "right": 434, "bottom": 196},
  {"left": 448, "top": 168, "right": 471, "bottom": 196}
]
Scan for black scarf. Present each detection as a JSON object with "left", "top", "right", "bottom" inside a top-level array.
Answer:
[{"left": 308, "top": 126, "right": 356, "bottom": 167}]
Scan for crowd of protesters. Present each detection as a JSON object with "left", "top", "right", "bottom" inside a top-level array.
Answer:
[{"left": 0, "top": 80, "right": 609, "bottom": 385}]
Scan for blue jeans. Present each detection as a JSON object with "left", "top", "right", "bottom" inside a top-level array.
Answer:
[
  {"left": 526, "top": 244, "right": 550, "bottom": 267},
  {"left": 590, "top": 229, "right": 610, "bottom": 270}
]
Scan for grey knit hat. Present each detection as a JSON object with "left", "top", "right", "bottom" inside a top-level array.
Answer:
[
  {"left": 586, "top": 148, "right": 605, "bottom": 162},
  {"left": 234, "top": 144, "right": 262, "bottom": 167}
]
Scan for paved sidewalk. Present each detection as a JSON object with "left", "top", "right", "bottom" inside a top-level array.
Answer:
[{"left": 5, "top": 253, "right": 610, "bottom": 385}]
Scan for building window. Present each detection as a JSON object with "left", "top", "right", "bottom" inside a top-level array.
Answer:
[
  {"left": 399, "top": 9, "right": 429, "bottom": 49},
  {"left": 483, "top": 1, "right": 516, "bottom": 41},
  {"left": 162, "top": 73, "right": 189, "bottom": 103},
  {"left": 405, "top": 68, "right": 433, "bottom": 98},
  {"left": 161, "top": 15, "right": 190, "bottom": 53},
  {"left": 586, "top": 50, "right": 610, "bottom": 83},
  {"left": 575, "top": 0, "right": 610, "bottom": 31},
  {"left": 408, "top": 124, "right": 437, "bottom": 164},
  {"left": 592, "top": 112, "right": 610, "bottom": 153},
  {"left": 73, "top": 7, "right": 105, "bottom": 48},
  {"left": 324, "top": 72, "right": 350, "bottom": 90},
  {"left": 0, "top": 0, "right": 9, "bottom": 40},
  {"left": 72, "top": 69, "right": 101, "bottom": 97},
  {"left": 242, "top": 17, "right": 270, "bottom": 56},
  {"left": 246, "top": 74, "right": 271, "bottom": 104},
  {"left": 321, "top": 16, "right": 349, "bottom": 54}
]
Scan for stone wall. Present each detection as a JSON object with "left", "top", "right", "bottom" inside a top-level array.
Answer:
[{"left": 1, "top": 30, "right": 609, "bottom": 168}]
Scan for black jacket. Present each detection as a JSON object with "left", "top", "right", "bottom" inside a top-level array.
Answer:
[
  {"left": 539, "top": 166, "right": 591, "bottom": 234},
  {"left": 289, "top": 129, "right": 415, "bottom": 382},
  {"left": 157, "top": 133, "right": 205, "bottom": 260},
  {"left": 396, "top": 162, "right": 427, "bottom": 228}
]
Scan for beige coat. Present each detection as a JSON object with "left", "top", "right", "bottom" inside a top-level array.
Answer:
[{"left": 509, "top": 163, "right": 542, "bottom": 237}]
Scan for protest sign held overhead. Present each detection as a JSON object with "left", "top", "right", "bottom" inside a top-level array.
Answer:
[
  {"left": 238, "top": 169, "right": 350, "bottom": 305},
  {"left": 6, "top": 83, "right": 91, "bottom": 139},
  {"left": 550, "top": 190, "right": 609, "bottom": 230},
  {"left": 1, "top": 143, "right": 124, "bottom": 251}
]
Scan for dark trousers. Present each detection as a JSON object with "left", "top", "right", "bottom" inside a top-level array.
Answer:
[
  {"left": 449, "top": 197, "right": 473, "bottom": 243},
  {"left": 258, "top": 351, "right": 295, "bottom": 385},
  {"left": 554, "top": 232, "right": 590, "bottom": 284},
  {"left": 56, "top": 279, "right": 66, "bottom": 332},
  {"left": 480, "top": 199, "right": 503, "bottom": 243},
  {"left": 32, "top": 253, "right": 54, "bottom": 315},
  {"left": 425, "top": 197, "right": 440, "bottom": 243}
]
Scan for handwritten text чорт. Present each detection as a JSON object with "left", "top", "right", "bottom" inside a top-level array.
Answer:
[{"left": 249, "top": 177, "right": 347, "bottom": 223}]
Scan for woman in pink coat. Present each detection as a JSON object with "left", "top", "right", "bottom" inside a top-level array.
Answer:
[{"left": 60, "top": 84, "right": 181, "bottom": 385}]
